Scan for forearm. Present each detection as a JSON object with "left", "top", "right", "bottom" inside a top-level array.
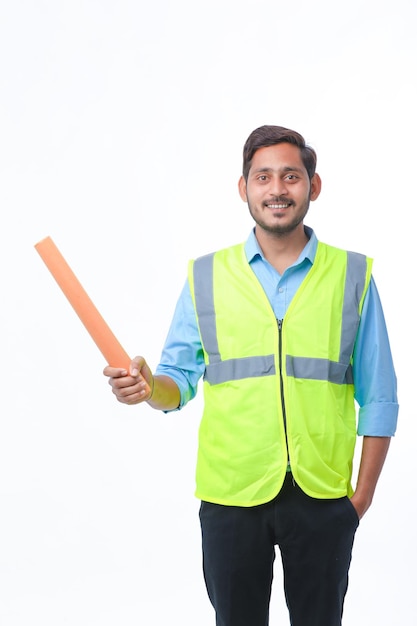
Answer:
[
  {"left": 147, "top": 374, "right": 181, "bottom": 411},
  {"left": 351, "top": 436, "right": 391, "bottom": 518}
]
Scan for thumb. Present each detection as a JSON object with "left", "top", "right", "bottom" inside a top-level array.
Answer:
[
  {"left": 130, "top": 356, "right": 153, "bottom": 394},
  {"left": 129, "top": 355, "right": 146, "bottom": 377}
]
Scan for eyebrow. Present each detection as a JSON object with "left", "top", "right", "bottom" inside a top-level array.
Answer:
[{"left": 252, "top": 166, "right": 305, "bottom": 174}]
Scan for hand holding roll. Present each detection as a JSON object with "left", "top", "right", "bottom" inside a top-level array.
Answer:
[{"left": 34, "top": 235, "right": 152, "bottom": 396}]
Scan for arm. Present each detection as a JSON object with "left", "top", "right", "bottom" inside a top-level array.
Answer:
[
  {"left": 350, "top": 436, "right": 391, "bottom": 519},
  {"left": 103, "top": 356, "right": 181, "bottom": 411},
  {"left": 350, "top": 278, "right": 398, "bottom": 519}
]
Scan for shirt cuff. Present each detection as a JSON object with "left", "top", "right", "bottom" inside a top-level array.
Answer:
[
  {"left": 154, "top": 367, "right": 193, "bottom": 412},
  {"left": 357, "top": 402, "right": 399, "bottom": 436}
]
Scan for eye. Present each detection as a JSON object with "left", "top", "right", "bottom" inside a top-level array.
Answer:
[
  {"left": 284, "top": 174, "right": 300, "bottom": 184},
  {"left": 257, "top": 175, "right": 268, "bottom": 182}
]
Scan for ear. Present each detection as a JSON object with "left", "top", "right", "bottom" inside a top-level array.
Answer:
[
  {"left": 238, "top": 175, "right": 248, "bottom": 201},
  {"left": 310, "top": 173, "right": 322, "bottom": 201}
]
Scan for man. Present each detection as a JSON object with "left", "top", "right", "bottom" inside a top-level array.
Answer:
[{"left": 104, "top": 125, "right": 398, "bottom": 626}]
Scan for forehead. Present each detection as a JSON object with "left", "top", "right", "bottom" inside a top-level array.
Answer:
[{"left": 250, "top": 143, "right": 306, "bottom": 173}]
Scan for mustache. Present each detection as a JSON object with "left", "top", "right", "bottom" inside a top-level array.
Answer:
[{"left": 263, "top": 196, "right": 294, "bottom": 206}]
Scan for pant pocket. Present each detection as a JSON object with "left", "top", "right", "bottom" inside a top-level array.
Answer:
[{"left": 343, "top": 496, "right": 360, "bottom": 527}]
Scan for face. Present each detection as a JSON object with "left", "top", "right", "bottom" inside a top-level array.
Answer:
[{"left": 238, "top": 143, "right": 321, "bottom": 237}]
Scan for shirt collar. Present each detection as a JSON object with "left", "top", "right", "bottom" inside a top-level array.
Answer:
[{"left": 245, "top": 226, "right": 318, "bottom": 266}]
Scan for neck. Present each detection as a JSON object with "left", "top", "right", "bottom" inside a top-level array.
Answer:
[{"left": 255, "top": 224, "right": 309, "bottom": 275}]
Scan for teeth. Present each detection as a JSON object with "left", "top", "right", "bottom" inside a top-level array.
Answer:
[{"left": 268, "top": 204, "right": 289, "bottom": 209}]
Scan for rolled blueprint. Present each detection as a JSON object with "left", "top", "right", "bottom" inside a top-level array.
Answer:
[{"left": 35, "top": 236, "right": 135, "bottom": 373}]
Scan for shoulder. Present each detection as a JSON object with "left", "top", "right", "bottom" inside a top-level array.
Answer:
[
  {"left": 317, "top": 241, "right": 372, "bottom": 266},
  {"left": 190, "top": 242, "right": 245, "bottom": 265}
]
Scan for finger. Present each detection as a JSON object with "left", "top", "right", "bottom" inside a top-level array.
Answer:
[
  {"left": 108, "top": 374, "right": 139, "bottom": 390},
  {"left": 113, "top": 379, "right": 151, "bottom": 404},
  {"left": 129, "top": 357, "right": 152, "bottom": 395},
  {"left": 103, "top": 365, "right": 128, "bottom": 378},
  {"left": 129, "top": 355, "right": 145, "bottom": 377}
]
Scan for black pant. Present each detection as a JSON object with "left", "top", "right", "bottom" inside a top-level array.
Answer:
[{"left": 199, "top": 473, "right": 359, "bottom": 626}]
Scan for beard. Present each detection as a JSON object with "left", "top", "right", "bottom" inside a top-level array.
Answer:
[{"left": 247, "top": 195, "right": 311, "bottom": 236}]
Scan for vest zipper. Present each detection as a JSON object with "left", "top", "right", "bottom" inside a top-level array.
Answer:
[{"left": 277, "top": 318, "right": 290, "bottom": 468}]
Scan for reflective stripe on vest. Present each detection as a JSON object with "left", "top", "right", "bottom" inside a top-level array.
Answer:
[{"left": 193, "top": 250, "right": 368, "bottom": 386}]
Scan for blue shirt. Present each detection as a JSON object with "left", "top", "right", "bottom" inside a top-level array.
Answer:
[{"left": 155, "top": 227, "right": 398, "bottom": 436}]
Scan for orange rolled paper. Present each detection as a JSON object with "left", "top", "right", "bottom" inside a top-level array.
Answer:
[{"left": 35, "top": 236, "right": 133, "bottom": 371}]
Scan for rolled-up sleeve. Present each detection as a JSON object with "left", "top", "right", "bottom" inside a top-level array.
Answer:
[
  {"left": 353, "top": 278, "right": 399, "bottom": 436},
  {"left": 155, "top": 280, "right": 205, "bottom": 410}
]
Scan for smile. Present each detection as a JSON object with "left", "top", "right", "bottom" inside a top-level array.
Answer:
[{"left": 266, "top": 203, "right": 290, "bottom": 209}]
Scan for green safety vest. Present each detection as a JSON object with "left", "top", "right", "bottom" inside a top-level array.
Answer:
[{"left": 188, "top": 241, "right": 373, "bottom": 506}]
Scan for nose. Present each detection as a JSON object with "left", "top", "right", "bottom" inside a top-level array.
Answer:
[{"left": 270, "top": 176, "right": 288, "bottom": 197}]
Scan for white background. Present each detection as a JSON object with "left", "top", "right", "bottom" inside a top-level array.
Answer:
[{"left": 0, "top": 1, "right": 415, "bottom": 624}]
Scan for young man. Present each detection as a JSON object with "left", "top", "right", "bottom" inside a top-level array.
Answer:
[{"left": 104, "top": 125, "right": 398, "bottom": 626}]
